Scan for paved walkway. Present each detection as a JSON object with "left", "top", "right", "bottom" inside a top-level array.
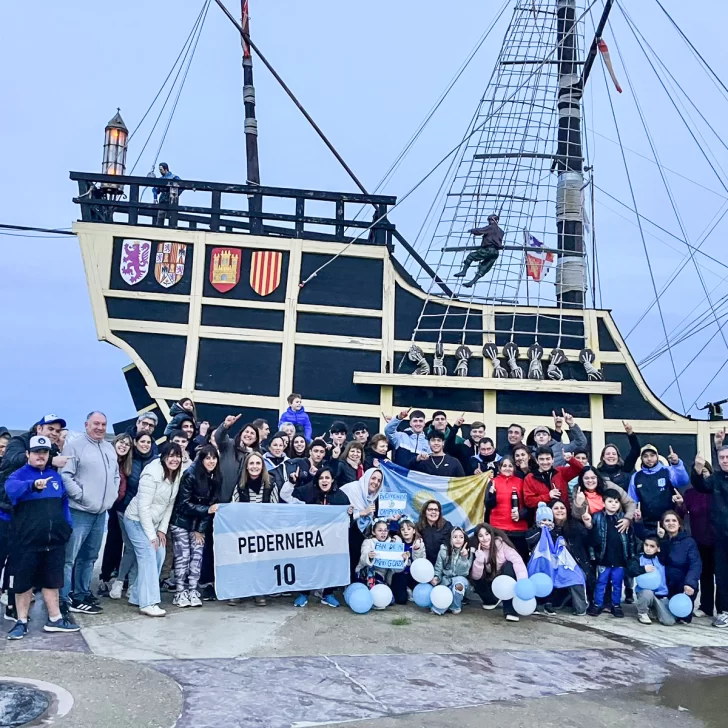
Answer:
[{"left": 3, "top": 590, "right": 728, "bottom": 727}]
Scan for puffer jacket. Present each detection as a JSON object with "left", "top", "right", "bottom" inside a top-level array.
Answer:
[
  {"left": 470, "top": 538, "right": 528, "bottom": 581},
  {"left": 434, "top": 543, "right": 474, "bottom": 586},
  {"left": 164, "top": 403, "right": 196, "bottom": 437},
  {"left": 660, "top": 530, "right": 702, "bottom": 592},
  {"left": 125, "top": 458, "right": 182, "bottom": 540},
  {"left": 278, "top": 406, "right": 313, "bottom": 441},
  {"left": 691, "top": 462, "right": 728, "bottom": 541},
  {"left": 169, "top": 466, "right": 218, "bottom": 534},
  {"left": 120, "top": 446, "right": 156, "bottom": 512}
]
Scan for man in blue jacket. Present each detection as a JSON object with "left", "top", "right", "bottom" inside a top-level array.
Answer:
[
  {"left": 5, "top": 436, "right": 80, "bottom": 639},
  {"left": 628, "top": 444, "right": 689, "bottom": 533}
]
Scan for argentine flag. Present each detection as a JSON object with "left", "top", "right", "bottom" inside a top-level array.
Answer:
[{"left": 380, "top": 461, "right": 489, "bottom": 532}]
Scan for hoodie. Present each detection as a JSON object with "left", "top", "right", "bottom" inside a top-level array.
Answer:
[
  {"left": 636, "top": 554, "right": 668, "bottom": 597},
  {"left": 61, "top": 434, "right": 120, "bottom": 515},
  {"left": 278, "top": 406, "right": 313, "bottom": 441},
  {"left": 5, "top": 464, "right": 72, "bottom": 549},
  {"left": 384, "top": 417, "right": 431, "bottom": 467}
]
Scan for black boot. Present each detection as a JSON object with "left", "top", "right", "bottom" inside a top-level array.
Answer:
[{"left": 453, "top": 267, "right": 469, "bottom": 278}]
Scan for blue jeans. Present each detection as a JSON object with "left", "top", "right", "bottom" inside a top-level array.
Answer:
[
  {"left": 124, "top": 516, "right": 164, "bottom": 609},
  {"left": 594, "top": 565, "right": 625, "bottom": 607},
  {"left": 62, "top": 510, "right": 107, "bottom": 604},
  {"left": 431, "top": 576, "right": 468, "bottom": 614},
  {"left": 116, "top": 512, "right": 137, "bottom": 587}
]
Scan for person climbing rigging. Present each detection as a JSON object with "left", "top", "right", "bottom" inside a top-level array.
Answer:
[{"left": 453, "top": 214, "right": 504, "bottom": 288}]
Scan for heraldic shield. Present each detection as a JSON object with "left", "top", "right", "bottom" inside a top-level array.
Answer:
[
  {"left": 210, "top": 247, "right": 241, "bottom": 293},
  {"left": 249, "top": 251, "right": 282, "bottom": 297},
  {"left": 155, "top": 242, "right": 187, "bottom": 288},
  {"left": 120, "top": 240, "right": 151, "bottom": 285}
]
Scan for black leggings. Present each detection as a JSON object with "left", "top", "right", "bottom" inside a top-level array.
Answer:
[
  {"left": 99, "top": 508, "right": 123, "bottom": 583},
  {"left": 390, "top": 572, "right": 417, "bottom": 605},
  {"left": 470, "top": 561, "right": 517, "bottom": 616}
]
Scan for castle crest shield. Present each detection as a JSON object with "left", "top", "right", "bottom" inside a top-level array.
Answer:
[
  {"left": 120, "top": 240, "right": 151, "bottom": 285},
  {"left": 249, "top": 250, "right": 282, "bottom": 297},
  {"left": 210, "top": 247, "right": 241, "bottom": 293},
  {"left": 154, "top": 242, "right": 187, "bottom": 288}
]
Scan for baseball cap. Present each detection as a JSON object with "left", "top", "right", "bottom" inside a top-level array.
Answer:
[
  {"left": 640, "top": 444, "right": 658, "bottom": 455},
  {"left": 533, "top": 426, "right": 551, "bottom": 436},
  {"left": 29, "top": 435, "right": 52, "bottom": 452},
  {"left": 37, "top": 414, "right": 67, "bottom": 428}
]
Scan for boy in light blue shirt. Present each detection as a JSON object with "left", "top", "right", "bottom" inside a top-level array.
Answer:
[{"left": 635, "top": 535, "right": 675, "bottom": 626}]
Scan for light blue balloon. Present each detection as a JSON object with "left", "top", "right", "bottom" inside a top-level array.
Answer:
[
  {"left": 349, "top": 587, "right": 374, "bottom": 614},
  {"left": 529, "top": 572, "right": 554, "bottom": 598},
  {"left": 344, "top": 582, "right": 368, "bottom": 606},
  {"left": 413, "top": 583, "right": 434, "bottom": 608},
  {"left": 636, "top": 570, "right": 661, "bottom": 592},
  {"left": 514, "top": 578, "right": 536, "bottom": 601},
  {"left": 668, "top": 593, "right": 693, "bottom": 619}
]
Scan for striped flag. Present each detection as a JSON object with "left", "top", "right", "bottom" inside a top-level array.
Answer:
[
  {"left": 250, "top": 250, "right": 283, "bottom": 296},
  {"left": 524, "top": 232, "right": 555, "bottom": 282}
]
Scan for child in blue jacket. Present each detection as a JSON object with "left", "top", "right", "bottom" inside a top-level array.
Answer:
[
  {"left": 4, "top": 436, "right": 79, "bottom": 639},
  {"left": 635, "top": 534, "right": 675, "bottom": 626},
  {"left": 278, "top": 393, "right": 313, "bottom": 441}
]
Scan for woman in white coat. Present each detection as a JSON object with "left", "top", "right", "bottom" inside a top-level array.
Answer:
[{"left": 124, "top": 442, "right": 183, "bottom": 616}]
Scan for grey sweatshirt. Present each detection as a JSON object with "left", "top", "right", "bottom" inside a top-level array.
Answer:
[{"left": 61, "top": 434, "right": 120, "bottom": 514}]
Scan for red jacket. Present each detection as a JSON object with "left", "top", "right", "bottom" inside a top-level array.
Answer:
[
  {"left": 523, "top": 460, "right": 583, "bottom": 510},
  {"left": 486, "top": 474, "right": 528, "bottom": 532}
]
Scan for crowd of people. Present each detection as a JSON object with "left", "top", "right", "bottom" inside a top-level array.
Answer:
[{"left": 1, "top": 394, "right": 727, "bottom": 640}]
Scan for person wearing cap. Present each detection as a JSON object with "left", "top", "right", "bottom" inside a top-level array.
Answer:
[
  {"left": 0, "top": 415, "right": 68, "bottom": 623},
  {"left": 60, "top": 411, "right": 120, "bottom": 616},
  {"left": 412, "top": 431, "right": 465, "bottom": 477},
  {"left": 530, "top": 410, "right": 587, "bottom": 467},
  {"left": 4, "top": 435, "right": 79, "bottom": 639},
  {"left": 385, "top": 409, "right": 431, "bottom": 468},
  {"left": 627, "top": 444, "right": 689, "bottom": 534}
]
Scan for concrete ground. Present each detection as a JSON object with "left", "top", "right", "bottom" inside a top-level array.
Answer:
[{"left": 3, "top": 576, "right": 728, "bottom": 726}]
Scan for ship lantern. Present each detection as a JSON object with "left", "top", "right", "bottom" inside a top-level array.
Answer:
[{"left": 101, "top": 109, "right": 128, "bottom": 192}]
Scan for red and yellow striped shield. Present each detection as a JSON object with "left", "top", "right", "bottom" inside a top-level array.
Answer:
[{"left": 249, "top": 250, "right": 283, "bottom": 297}]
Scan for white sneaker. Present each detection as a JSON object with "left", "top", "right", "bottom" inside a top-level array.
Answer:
[
  {"left": 505, "top": 614, "right": 520, "bottom": 622},
  {"left": 693, "top": 608, "right": 708, "bottom": 618},
  {"left": 173, "top": 590, "right": 191, "bottom": 608},
  {"left": 139, "top": 604, "right": 166, "bottom": 617},
  {"left": 482, "top": 599, "right": 502, "bottom": 610},
  {"left": 638, "top": 613, "right": 652, "bottom": 624},
  {"left": 407, "top": 588, "right": 414, "bottom": 602},
  {"left": 188, "top": 590, "right": 202, "bottom": 607},
  {"left": 109, "top": 580, "right": 124, "bottom": 600}
]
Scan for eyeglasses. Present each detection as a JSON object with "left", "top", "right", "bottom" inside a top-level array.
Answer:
[{"left": 426, "top": 507, "right": 440, "bottom": 512}]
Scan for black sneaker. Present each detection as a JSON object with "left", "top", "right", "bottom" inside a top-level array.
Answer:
[
  {"left": 83, "top": 593, "right": 102, "bottom": 609},
  {"left": 624, "top": 592, "right": 634, "bottom": 605},
  {"left": 538, "top": 602, "right": 557, "bottom": 616},
  {"left": 69, "top": 597, "right": 102, "bottom": 615},
  {"left": 611, "top": 604, "right": 625, "bottom": 618},
  {"left": 586, "top": 603, "right": 601, "bottom": 617},
  {"left": 4, "top": 604, "right": 17, "bottom": 623},
  {"left": 59, "top": 601, "right": 75, "bottom": 622},
  {"left": 97, "top": 581, "right": 111, "bottom": 598},
  {"left": 201, "top": 584, "right": 217, "bottom": 602}
]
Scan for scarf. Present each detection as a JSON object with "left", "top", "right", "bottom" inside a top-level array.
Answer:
[{"left": 341, "top": 468, "right": 382, "bottom": 533}]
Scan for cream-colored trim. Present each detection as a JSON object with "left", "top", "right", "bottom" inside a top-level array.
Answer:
[
  {"left": 590, "top": 394, "right": 605, "bottom": 456},
  {"left": 353, "top": 371, "right": 622, "bottom": 394},
  {"left": 181, "top": 234, "right": 206, "bottom": 391},
  {"left": 295, "top": 333, "right": 382, "bottom": 350},
  {"left": 108, "top": 318, "right": 189, "bottom": 336},
  {"left": 74, "top": 221, "right": 201, "bottom": 245},
  {"left": 200, "top": 326, "right": 284, "bottom": 344},
  {"left": 484, "top": 391, "right": 497, "bottom": 435},
  {"left": 381, "top": 257, "right": 396, "bottom": 373},
  {"left": 379, "top": 386, "right": 394, "bottom": 432},
  {"left": 122, "top": 362, "right": 137, "bottom": 373},
  {"left": 200, "top": 297, "right": 286, "bottom": 310},
  {"left": 279, "top": 239, "right": 303, "bottom": 410},
  {"left": 482, "top": 307, "right": 496, "bottom": 376},
  {"left": 584, "top": 310, "right": 601, "bottom": 368},
  {"left": 599, "top": 313, "right": 687, "bottom": 422},
  {"left": 103, "top": 289, "right": 190, "bottom": 303},
  {"left": 297, "top": 303, "right": 382, "bottom": 318},
  {"left": 138, "top": 403, "right": 159, "bottom": 415},
  {"left": 697, "top": 420, "right": 712, "bottom": 456}
]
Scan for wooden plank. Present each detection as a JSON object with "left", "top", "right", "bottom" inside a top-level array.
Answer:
[{"left": 352, "top": 371, "right": 622, "bottom": 394}]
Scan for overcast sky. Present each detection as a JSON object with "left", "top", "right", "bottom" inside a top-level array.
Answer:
[{"left": 2, "top": 1, "right": 728, "bottom": 430}]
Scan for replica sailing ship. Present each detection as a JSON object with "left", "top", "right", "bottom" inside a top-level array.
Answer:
[{"left": 70, "top": 0, "right": 723, "bottom": 462}]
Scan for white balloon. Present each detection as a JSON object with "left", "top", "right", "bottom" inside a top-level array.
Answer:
[
  {"left": 491, "top": 574, "right": 517, "bottom": 601},
  {"left": 512, "top": 596, "right": 537, "bottom": 616},
  {"left": 370, "top": 584, "right": 393, "bottom": 609},
  {"left": 410, "top": 559, "right": 435, "bottom": 584},
  {"left": 430, "top": 585, "right": 454, "bottom": 611}
]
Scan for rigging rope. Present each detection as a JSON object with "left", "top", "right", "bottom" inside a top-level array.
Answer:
[
  {"left": 597, "top": 23, "right": 687, "bottom": 412},
  {"left": 299, "top": 0, "right": 602, "bottom": 289}
]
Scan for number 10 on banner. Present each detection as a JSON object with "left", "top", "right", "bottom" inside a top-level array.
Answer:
[{"left": 212, "top": 503, "right": 352, "bottom": 600}]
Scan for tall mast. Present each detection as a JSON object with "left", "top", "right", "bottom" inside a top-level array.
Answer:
[
  {"left": 555, "top": 0, "right": 585, "bottom": 308},
  {"left": 241, "top": 0, "right": 260, "bottom": 186}
]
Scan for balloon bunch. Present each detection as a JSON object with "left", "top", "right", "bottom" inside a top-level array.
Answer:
[{"left": 490, "top": 572, "right": 554, "bottom": 616}]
